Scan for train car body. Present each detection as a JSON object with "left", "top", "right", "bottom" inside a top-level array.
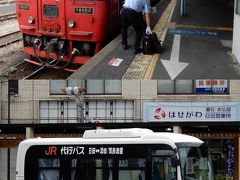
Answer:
[{"left": 16, "top": 0, "right": 123, "bottom": 71}]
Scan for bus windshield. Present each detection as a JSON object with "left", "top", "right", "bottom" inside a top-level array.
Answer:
[{"left": 178, "top": 144, "right": 213, "bottom": 180}]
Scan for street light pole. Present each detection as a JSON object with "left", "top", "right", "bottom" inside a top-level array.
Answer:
[{"left": 74, "top": 92, "right": 84, "bottom": 123}]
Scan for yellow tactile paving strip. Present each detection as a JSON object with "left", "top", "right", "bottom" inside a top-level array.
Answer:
[
  {"left": 122, "top": 0, "right": 178, "bottom": 79},
  {"left": 145, "top": 0, "right": 177, "bottom": 79},
  {"left": 122, "top": 0, "right": 233, "bottom": 80}
]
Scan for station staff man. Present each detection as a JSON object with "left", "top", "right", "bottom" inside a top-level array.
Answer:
[{"left": 120, "top": 0, "right": 152, "bottom": 54}]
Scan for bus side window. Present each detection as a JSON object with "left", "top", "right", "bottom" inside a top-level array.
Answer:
[
  {"left": 38, "top": 158, "right": 60, "bottom": 180},
  {"left": 73, "top": 159, "right": 112, "bottom": 180},
  {"left": 59, "top": 158, "right": 71, "bottom": 179},
  {"left": 118, "top": 158, "right": 146, "bottom": 180},
  {"left": 74, "top": 159, "right": 96, "bottom": 180},
  {"left": 151, "top": 149, "right": 177, "bottom": 180}
]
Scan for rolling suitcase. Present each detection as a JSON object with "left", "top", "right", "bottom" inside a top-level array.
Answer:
[{"left": 142, "top": 32, "right": 163, "bottom": 55}]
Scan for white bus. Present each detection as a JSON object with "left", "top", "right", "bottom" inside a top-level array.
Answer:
[{"left": 16, "top": 128, "right": 214, "bottom": 180}]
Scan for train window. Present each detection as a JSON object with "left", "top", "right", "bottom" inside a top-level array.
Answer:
[{"left": 44, "top": 5, "right": 59, "bottom": 18}]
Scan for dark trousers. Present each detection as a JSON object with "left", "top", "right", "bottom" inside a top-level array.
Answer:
[{"left": 120, "top": 8, "right": 146, "bottom": 50}]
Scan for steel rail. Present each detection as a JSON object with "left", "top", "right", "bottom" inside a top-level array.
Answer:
[
  {"left": 0, "top": 13, "right": 16, "bottom": 21},
  {"left": 0, "top": 31, "right": 22, "bottom": 48},
  {"left": 22, "top": 59, "right": 58, "bottom": 79},
  {"left": 0, "top": 30, "right": 20, "bottom": 39}
]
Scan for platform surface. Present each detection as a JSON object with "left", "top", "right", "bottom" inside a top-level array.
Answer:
[{"left": 69, "top": 0, "right": 240, "bottom": 80}]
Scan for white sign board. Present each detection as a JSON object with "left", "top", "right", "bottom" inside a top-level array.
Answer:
[
  {"left": 144, "top": 102, "right": 238, "bottom": 122},
  {"left": 108, "top": 57, "right": 123, "bottom": 66},
  {"left": 195, "top": 80, "right": 228, "bottom": 93}
]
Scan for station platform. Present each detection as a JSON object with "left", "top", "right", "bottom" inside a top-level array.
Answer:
[{"left": 69, "top": 0, "right": 240, "bottom": 80}]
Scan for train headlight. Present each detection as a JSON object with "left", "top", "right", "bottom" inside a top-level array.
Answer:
[
  {"left": 68, "top": 20, "right": 75, "bottom": 28},
  {"left": 27, "top": 16, "right": 34, "bottom": 24}
]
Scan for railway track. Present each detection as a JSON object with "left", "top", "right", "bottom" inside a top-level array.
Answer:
[
  {"left": 22, "top": 60, "right": 73, "bottom": 79},
  {"left": 0, "top": 13, "right": 16, "bottom": 21},
  {"left": 3, "top": 59, "right": 71, "bottom": 79},
  {"left": 22, "top": 65, "right": 47, "bottom": 79},
  {"left": 0, "top": 60, "right": 45, "bottom": 79},
  {"left": 22, "top": 59, "right": 63, "bottom": 79},
  {"left": 0, "top": 30, "right": 22, "bottom": 48},
  {"left": 0, "top": 61, "right": 26, "bottom": 79}
]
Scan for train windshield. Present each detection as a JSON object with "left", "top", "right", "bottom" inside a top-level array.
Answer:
[{"left": 178, "top": 144, "right": 214, "bottom": 180}]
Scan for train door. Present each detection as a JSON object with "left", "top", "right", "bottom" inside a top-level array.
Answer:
[{"left": 37, "top": 0, "right": 66, "bottom": 37}]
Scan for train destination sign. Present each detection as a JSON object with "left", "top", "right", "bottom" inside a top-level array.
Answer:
[
  {"left": 18, "top": 4, "right": 29, "bottom": 10},
  {"left": 75, "top": 7, "right": 93, "bottom": 14}
]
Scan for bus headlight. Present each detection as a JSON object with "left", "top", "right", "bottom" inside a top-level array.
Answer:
[
  {"left": 68, "top": 20, "right": 75, "bottom": 28},
  {"left": 27, "top": 16, "right": 34, "bottom": 24}
]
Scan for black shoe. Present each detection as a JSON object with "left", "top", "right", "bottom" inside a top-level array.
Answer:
[
  {"left": 134, "top": 48, "right": 142, "bottom": 54},
  {"left": 121, "top": 43, "right": 129, "bottom": 50}
]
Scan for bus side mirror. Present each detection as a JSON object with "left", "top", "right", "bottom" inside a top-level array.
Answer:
[{"left": 171, "top": 157, "right": 180, "bottom": 167}]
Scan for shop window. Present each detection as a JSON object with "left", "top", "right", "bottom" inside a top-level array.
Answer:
[
  {"left": 68, "top": 79, "right": 85, "bottom": 88},
  {"left": 50, "top": 80, "right": 67, "bottom": 94},
  {"left": 86, "top": 100, "right": 134, "bottom": 123},
  {"left": 204, "top": 139, "right": 234, "bottom": 180},
  {"left": 86, "top": 80, "right": 122, "bottom": 94},
  {"left": 157, "top": 80, "right": 174, "bottom": 94},
  {"left": 86, "top": 80, "right": 104, "bottom": 94},
  {"left": 175, "top": 80, "right": 193, "bottom": 93},
  {"left": 157, "top": 80, "right": 193, "bottom": 94},
  {"left": 105, "top": 80, "right": 122, "bottom": 94},
  {"left": 50, "top": 80, "right": 84, "bottom": 95},
  {"left": 39, "top": 101, "right": 77, "bottom": 123}
]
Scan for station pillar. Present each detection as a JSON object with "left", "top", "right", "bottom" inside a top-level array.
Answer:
[
  {"left": 26, "top": 127, "right": 34, "bottom": 139},
  {"left": 180, "top": 0, "right": 185, "bottom": 16}
]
